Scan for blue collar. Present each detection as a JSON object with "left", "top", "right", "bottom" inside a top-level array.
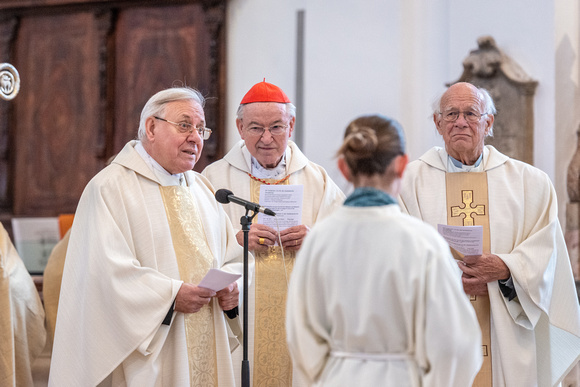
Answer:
[
  {"left": 449, "top": 153, "right": 483, "bottom": 168},
  {"left": 344, "top": 187, "right": 397, "bottom": 207}
]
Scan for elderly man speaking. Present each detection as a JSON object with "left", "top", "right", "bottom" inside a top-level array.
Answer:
[
  {"left": 203, "top": 80, "right": 344, "bottom": 386},
  {"left": 49, "top": 86, "right": 244, "bottom": 387},
  {"left": 399, "top": 81, "right": 580, "bottom": 387}
]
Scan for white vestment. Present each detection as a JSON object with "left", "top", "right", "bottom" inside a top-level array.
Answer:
[
  {"left": 49, "top": 141, "right": 245, "bottom": 387},
  {"left": 0, "top": 223, "right": 46, "bottom": 387},
  {"left": 286, "top": 203, "right": 483, "bottom": 387},
  {"left": 399, "top": 145, "right": 580, "bottom": 387},
  {"left": 202, "top": 140, "right": 345, "bottom": 386}
]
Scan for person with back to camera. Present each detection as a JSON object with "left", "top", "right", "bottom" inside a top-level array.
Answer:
[{"left": 285, "top": 114, "right": 483, "bottom": 386}]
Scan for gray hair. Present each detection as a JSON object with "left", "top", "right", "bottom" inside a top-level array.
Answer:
[
  {"left": 138, "top": 87, "right": 205, "bottom": 141},
  {"left": 432, "top": 84, "right": 497, "bottom": 137},
  {"left": 236, "top": 102, "right": 297, "bottom": 121}
]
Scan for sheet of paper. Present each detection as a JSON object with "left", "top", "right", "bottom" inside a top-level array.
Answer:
[
  {"left": 257, "top": 185, "right": 303, "bottom": 230},
  {"left": 437, "top": 224, "right": 483, "bottom": 256},
  {"left": 11, "top": 217, "right": 60, "bottom": 274},
  {"left": 198, "top": 268, "right": 241, "bottom": 292}
]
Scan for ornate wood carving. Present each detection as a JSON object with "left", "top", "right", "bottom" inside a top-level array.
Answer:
[
  {"left": 13, "top": 12, "right": 103, "bottom": 215},
  {"left": 113, "top": 3, "right": 221, "bottom": 171},
  {"left": 448, "top": 36, "right": 538, "bottom": 165},
  {"left": 0, "top": 0, "right": 226, "bottom": 226}
]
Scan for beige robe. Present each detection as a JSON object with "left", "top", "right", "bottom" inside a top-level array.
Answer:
[
  {"left": 43, "top": 229, "right": 70, "bottom": 350},
  {"left": 202, "top": 140, "right": 345, "bottom": 386},
  {"left": 49, "top": 141, "right": 244, "bottom": 387},
  {"left": 286, "top": 204, "right": 483, "bottom": 386},
  {"left": 399, "top": 145, "right": 580, "bottom": 387},
  {"left": 0, "top": 223, "right": 46, "bottom": 387}
]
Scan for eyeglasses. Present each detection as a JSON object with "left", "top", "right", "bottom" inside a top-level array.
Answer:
[
  {"left": 245, "top": 124, "right": 289, "bottom": 137},
  {"left": 440, "top": 110, "right": 489, "bottom": 123},
  {"left": 154, "top": 116, "right": 212, "bottom": 140}
]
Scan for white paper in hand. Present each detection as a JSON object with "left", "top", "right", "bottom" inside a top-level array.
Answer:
[{"left": 198, "top": 268, "right": 241, "bottom": 292}]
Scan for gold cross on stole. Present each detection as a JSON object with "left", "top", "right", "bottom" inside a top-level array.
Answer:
[{"left": 451, "top": 190, "right": 486, "bottom": 226}]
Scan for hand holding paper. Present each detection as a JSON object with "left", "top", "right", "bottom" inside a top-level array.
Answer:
[
  {"left": 437, "top": 224, "right": 483, "bottom": 259},
  {"left": 198, "top": 268, "right": 242, "bottom": 292}
]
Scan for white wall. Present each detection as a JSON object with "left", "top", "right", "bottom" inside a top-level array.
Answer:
[{"left": 225, "top": 0, "right": 580, "bottom": 226}]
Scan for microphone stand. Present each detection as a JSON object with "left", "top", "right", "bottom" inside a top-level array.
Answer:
[{"left": 240, "top": 209, "right": 257, "bottom": 387}]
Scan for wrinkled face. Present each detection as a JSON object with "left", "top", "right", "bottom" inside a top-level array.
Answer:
[
  {"left": 434, "top": 83, "right": 493, "bottom": 160},
  {"left": 144, "top": 99, "right": 205, "bottom": 174},
  {"left": 236, "top": 102, "right": 295, "bottom": 168}
]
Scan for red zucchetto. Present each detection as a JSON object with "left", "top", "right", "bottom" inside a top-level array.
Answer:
[{"left": 240, "top": 79, "right": 291, "bottom": 104}]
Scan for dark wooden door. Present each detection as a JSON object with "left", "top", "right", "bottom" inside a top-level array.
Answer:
[{"left": 0, "top": 0, "right": 226, "bottom": 231}]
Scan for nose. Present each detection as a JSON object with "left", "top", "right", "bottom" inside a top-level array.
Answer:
[
  {"left": 259, "top": 129, "right": 274, "bottom": 143},
  {"left": 186, "top": 128, "right": 203, "bottom": 142},
  {"left": 454, "top": 112, "right": 469, "bottom": 126}
]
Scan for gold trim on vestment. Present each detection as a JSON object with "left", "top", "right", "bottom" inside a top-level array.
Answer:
[
  {"left": 250, "top": 177, "right": 296, "bottom": 386},
  {"left": 160, "top": 185, "right": 218, "bottom": 387},
  {"left": 446, "top": 172, "right": 492, "bottom": 387}
]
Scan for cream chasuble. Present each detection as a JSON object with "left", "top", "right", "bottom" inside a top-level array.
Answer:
[
  {"left": 399, "top": 145, "right": 580, "bottom": 387},
  {"left": 161, "top": 185, "right": 218, "bottom": 386},
  {"left": 0, "top": 224, "right": 46, "bottom": 387},
  {"left": 202, "top": 140, "right": 345, "bottom": 387},
  {"left": 250, "top": 177, "right": 297, "bottom": 386},
  {"left": 49, "top": 141, "right": 242, "bottom": 387},
  {"left": 446, "top": 172, "right": 491, "bottom": 387}
]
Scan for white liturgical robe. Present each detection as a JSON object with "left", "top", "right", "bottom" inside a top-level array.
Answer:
[
  {"left": 202, "top": 140, "right": 345, "bottom": 387},
  {"left": 286, "top": 204, "right": 483, "bottom": 387},
  {"left": 399, "top": 145, "right": 580, "bottom": 387},
  {"left": 49, "top": 141, "right": 244, "bottom": 387},
  {"left": 0, "top": 223, "right": 46, "bottom": 387}
]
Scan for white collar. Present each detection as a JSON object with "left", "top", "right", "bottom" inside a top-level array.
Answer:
[{"left": 250, "top": 154, "right": 287, "bottom": 179}]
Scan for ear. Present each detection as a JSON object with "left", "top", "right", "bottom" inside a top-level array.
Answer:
[
  {"left": 337, "top": 156, "right": 352, "bottom": 182},
  {"left": 433, "top": 113, "right": 444, "bottom": 135},
  {"left": 145, "top": 116, "right": 157, "bottom": 142},
  {"left": 236, "top": 118, "right": 245, "bottom": 139},
  {"left": 393, "top": 154, "right": 408, "bottom": 179},
  {"left": 287, "top": 116, "right": 296, "bottom": 137},
  {"left": 484, "top": 114, "right": 495, "bottom": 136}
]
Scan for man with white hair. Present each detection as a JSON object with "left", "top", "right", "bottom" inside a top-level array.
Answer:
[
  {"left": 49, "top": 86, "right": 244, "bottom": 387},
  {"left": 203, "top": 80, "right": 345, "bottom": 386},
  {"left": 399, "top": 81, "right": 580, "bottom": 386}
]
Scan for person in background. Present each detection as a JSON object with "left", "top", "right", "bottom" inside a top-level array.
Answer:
[
  {"left": 49, "top": 86, "right": 245, "bottom": 387},
  {"left": 202, "top": 80, "right": 345, "bottom": 386},
  {"left": 0, "top": 222, "right": 46, "bottom": 387},
  {"left": 286, "top": 114, "right": 482, "bottom": 386},
  {"left": 399, "top": 82, "right": 580, "bottom": 386}
]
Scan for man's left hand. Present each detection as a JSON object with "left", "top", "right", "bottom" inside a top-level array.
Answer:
[
  {"left": 279, "top": 225, "right": 310, "bottom": 251},
  {"left": 459, "top": 253, "right": 510, "bottom": 296},
  {"left": 216, "top": 282, "right": 239, "bottom": 311}
]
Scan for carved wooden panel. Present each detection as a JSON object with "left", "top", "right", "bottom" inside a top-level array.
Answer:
[
  {"left": 114, "top": 3, "right": 222, "bottom": 171},
  {"left": 0, "top": 0, "right": 226, "bottom": 227},
  {"left": 13, "top": 12, "right": 103, "bottom": 216}
]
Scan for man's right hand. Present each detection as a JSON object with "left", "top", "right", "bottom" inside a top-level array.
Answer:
[
  {"left": 174, "top": 283, "right": 216, "bottom": 313},
  {"left": 236, "top": 223, "right": 278, "bottom": 251}
]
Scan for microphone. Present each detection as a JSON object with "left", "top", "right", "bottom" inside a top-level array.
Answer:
[{"left": 215, "top": 189, "right": 276, "bottom": 216}]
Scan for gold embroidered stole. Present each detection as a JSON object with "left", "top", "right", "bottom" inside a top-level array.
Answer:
[
  {"left": 250, "top": 177, "right": 296, "bottom": 386},
  {"left": 160, "top": 186, "right": 218, "bottom": 387},
  {"left": 445, "top": 172, "right": 492, "bottom": 387}
]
